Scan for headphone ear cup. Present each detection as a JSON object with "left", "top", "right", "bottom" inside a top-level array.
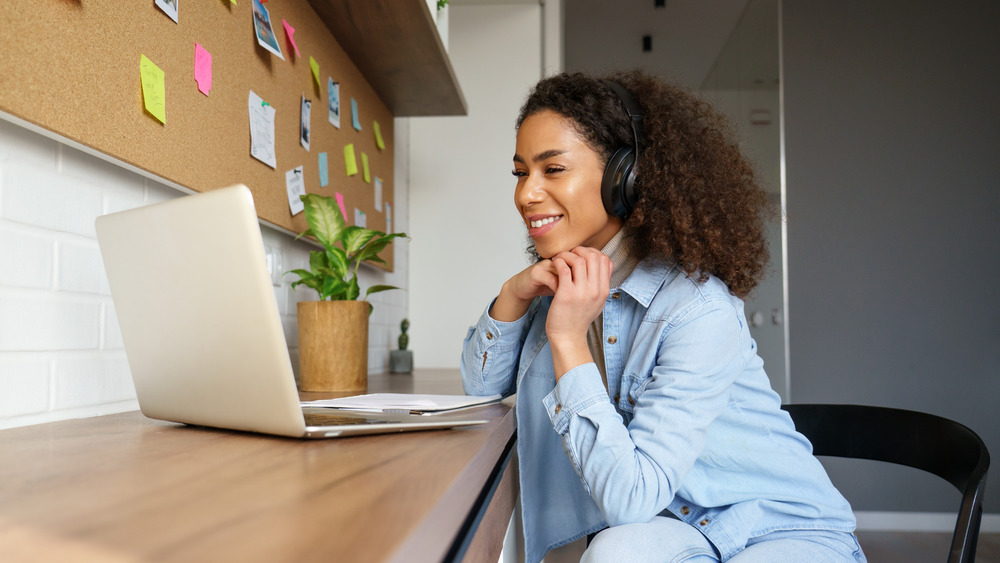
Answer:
[{"left": 602, "top": 146, "right": 636, "bottom": 218}]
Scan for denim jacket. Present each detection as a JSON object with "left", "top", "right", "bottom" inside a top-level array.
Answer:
[{"left": 461, "top": 259, "right": 856, "bottom": 563}]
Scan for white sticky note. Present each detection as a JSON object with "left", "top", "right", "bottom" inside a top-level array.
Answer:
[
  {"left": 286, "top": 166, "right": 306, "bottom": 215},
  {"left": 374, "top": 177, "right": 383, "bottom": 210},
  {"left": 385, "top": 202, "right": 392, "bottom": 234},
  {"left": 354, "top": 208, "right": 367, "bottom": 228}
]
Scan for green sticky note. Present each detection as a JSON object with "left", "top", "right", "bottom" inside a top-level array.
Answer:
[
  {"left": 373, "top": 121, "right": 385, "bottom": 150},
  {"left": 362, "top": 152, "right": 370, "bottom": 183},
  {"left": 309, "top": 56, "right": 321, "bottom": 90},
  {"left": 344, "top": 144, "right": 358, "bottom": 176},
  {"left": 139, "top": 54, "right": 166, "bottom": 124}
]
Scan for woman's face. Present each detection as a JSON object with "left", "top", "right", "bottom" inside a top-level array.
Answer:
[{"left": 513, "top": 110, "right": 622, "bottom": 259}]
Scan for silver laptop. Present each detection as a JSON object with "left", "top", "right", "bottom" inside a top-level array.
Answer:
[{"left": 95, "top": 184, "right": 486, "bottom": 438}]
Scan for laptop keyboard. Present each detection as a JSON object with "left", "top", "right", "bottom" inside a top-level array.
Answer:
[{"left": 303, "top": 412, "right": 394, "bottom": 427}]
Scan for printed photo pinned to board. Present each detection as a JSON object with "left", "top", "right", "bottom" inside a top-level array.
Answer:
[
  {"left": 248, "top": 90, "right": 277, "bottom": 168},
  {"left": 155, "top": 0, "right": 179, "bottom": 23},
  {"left": 300, "top": 96, "right": 311, "bottom": 151},
  {"left": 252, "top": 0, "right": 285, "bottom": 60},
  {"left": 328, "top": 78, "right": 340, "bottom": 128},
  {"left": 354, "top": 208, "right": 367, "bottom": 228}
]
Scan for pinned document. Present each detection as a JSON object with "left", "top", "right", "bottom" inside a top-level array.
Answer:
[
  {"left": 285, "top": 166, "right": 306, "bottom": 215},
  {"left": 351, "top": 98, "right": 361, "bottom": 130},
  {"left": 248, "top": 90, "right": 277, "bottom": 168}
]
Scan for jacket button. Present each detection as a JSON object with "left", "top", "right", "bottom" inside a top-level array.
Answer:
[
  {"left": 681, "top": 506, "right": 690, "bottom": 515},
  {"left": 486, "top": 331, "right": 493, "bottom": 340},
  {"left": 699, "top": 519, "right": 709, "bottom": 526},
  {"left": 628, "top": 396, "right": 635, "bottom": 405},
  {"left": 614, "top": 394, "right": 620, "bottom": 403},
  {"left": 607, "top": 336, "right": 617, "bottom": 344},
  {"left": 611, "top": 292, "right": 621, "bottom": 299},
  {"left": 554, "top": 404, "right": 562, "bottom": 414}
]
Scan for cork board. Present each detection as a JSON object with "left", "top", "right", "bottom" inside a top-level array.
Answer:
[{"left": 0, "top": 0, "right": 396, "bottom": 270}]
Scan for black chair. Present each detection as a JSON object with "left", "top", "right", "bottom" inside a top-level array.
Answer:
[{"left": 781, "top": 404, "right": 990, "bottom": 563}]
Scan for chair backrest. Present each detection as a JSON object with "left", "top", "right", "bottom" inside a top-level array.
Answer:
[{"left": 781, "top": 404, "right": 990, "bottom": 563}]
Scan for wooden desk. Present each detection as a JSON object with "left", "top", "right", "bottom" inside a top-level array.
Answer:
[{"left": 0, "top": 370, "right": 517, "bottom": 562}]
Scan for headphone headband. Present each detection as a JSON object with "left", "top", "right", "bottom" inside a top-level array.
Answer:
[{"left": 602, "top": 81, "right": 644, "bottom": 155}]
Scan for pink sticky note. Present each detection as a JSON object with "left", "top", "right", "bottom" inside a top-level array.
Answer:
[
  {"left": 335, "top": 192, "right": 348, "bottom": 221},
  {"left": 282, "top": 20, "right": 300, "bottom": 58},
  {"left": 194, "top": 43, "right": 212, "bottom": 95}
]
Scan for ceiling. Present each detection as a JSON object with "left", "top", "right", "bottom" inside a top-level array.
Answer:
[{"left": 452, "top": 0, "right": 779, "bottom": 92}]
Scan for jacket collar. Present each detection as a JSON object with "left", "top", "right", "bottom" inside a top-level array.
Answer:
[{"left": 616, "top": 258, "right": 678, "bottom": 308}]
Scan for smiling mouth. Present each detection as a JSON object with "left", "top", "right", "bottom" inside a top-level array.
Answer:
[{"left": 529, "top": 215, "right": 562, "bottom": 228}]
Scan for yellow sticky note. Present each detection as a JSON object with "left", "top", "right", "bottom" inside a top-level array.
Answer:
[
  {"left": 344, "top": 144, "right": 358, "bottom": 176},
  {"left": 309, "top": 56, "right": 321, "bottom": 90},
  {"left": 362, "top": 152, "right": 370, "bottom": 183},
  {"left": 373, "top": 121, "right": 385, "bottom": 150},
  {"left": 139, "top": 54, "right": 166, "bottom": 124}
]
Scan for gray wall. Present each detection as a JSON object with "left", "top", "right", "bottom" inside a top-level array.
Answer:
[{"left": 784, "top": 2, "right": 1000, "bottom": 512}]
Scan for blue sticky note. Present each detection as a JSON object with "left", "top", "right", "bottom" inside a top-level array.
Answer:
[
  {"left": 351, "top": 97, "right": 361, "bottom": 130},
  {"left": 318, "top": 152, "right": 329, "bottom": 187}
]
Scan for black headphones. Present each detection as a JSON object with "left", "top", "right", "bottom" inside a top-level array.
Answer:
[{"left": 600, "top": 81, "right": 644, "bottom": 218}]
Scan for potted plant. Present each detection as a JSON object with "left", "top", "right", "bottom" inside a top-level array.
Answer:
[
  {"left": 286, "top": 193, "right": 405, "bottom": 392},
  {"left": 389, "top": 318, "right": 413, "bottom": 373}
]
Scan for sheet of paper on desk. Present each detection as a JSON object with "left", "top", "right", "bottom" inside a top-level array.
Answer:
[{"left": 301, "top": 393, "right": 502, "bottom": 414}]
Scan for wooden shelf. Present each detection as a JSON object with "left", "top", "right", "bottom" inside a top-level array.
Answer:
[{"left": 308, "top": 0, "right": 468, "bottom": 117}]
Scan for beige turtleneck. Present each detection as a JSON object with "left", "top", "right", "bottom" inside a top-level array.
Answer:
[{"left": 586, "top": 229, "right": 639, "bottom": 389}]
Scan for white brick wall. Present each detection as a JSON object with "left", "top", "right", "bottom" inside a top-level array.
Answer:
[{"left": 0, "top": 117, "right": 410, "bottom": 429}]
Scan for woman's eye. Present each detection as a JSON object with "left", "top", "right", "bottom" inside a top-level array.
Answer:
[
  {"left": 511, "top": 169, "right": 527, "bottom": 177},
  {"left": 545, "top": 166, "right": 565, "bottom": 174}
]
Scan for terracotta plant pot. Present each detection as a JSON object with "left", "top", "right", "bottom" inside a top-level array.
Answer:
[{"left": 297, "top": 300, "right": 368, "bottom": 393}]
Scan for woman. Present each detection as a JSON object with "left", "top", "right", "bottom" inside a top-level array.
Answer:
[{"left": 460, "top": 71, "right": 864, "bottom": 562}]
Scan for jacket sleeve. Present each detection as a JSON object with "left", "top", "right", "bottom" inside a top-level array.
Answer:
[
  {"left": 542, "top": 297, "right": 746, "bottom": 526},
  {"left": 460, "top": 298, "right": 536, "bottom": 398}
]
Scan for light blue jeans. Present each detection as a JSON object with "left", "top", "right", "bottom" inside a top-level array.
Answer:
[{"left": 580, "top": 517, "right": 866, "bottom": 562}]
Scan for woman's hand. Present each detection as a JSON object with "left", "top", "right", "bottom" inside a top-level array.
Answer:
[
  {"left": 489, "top": 260, "right": 559, "bottom": 322},
  {"left": 546, "top": 247, "right": 613, "bottom": 379}
]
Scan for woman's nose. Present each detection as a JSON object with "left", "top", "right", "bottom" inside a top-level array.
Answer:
[{"left": 516, "top": 173, "right": 544, "bottom": 207}]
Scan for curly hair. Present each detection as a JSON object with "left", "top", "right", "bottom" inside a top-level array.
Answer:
[{"left": 516, "top": 70, "right": 772, "bottom": 298}]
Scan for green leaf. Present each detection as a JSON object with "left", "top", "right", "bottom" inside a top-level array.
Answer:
[
  {"left": 345, "top": 275, "right": 360, "bottom": 301},
  {"left": 285, "top": 268, "right": 314, "bottom": 282},
  {"left": 364, "top": 284, "right": 399, "bottom": 299},
  {"left": 293, "top": 228, "right": 314, "bottom": 242},
  {"left": 301, "top": 194, "right": 345, "bottom": 249},
  {"left": 342, "top": 227, "right": 380, "bottom": 255},
  {"left": 309, "top": 250, "right": 329, "bottom": 273},
  {"left": 353, "top": 232, "right": 406, "bottom": 264},
  {"left": 325, "top": 247, "right": 350, "bottom": 278}
]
